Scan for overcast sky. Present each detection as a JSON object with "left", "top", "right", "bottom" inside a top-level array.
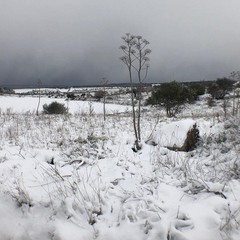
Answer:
[{"left": 1, "top": 0, "right": 240, "bottom": 87}]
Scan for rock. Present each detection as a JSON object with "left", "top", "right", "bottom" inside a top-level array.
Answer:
[
  {"left": 178, "top": 123, "right": 199, "bottom": 151},
  {"left": 149, "top": 119, "right": 200, "bottom": 152}
]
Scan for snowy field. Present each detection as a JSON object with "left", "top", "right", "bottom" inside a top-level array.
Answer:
[
  {"left": 0, "top": 93, "right": 239, "bottom": 240},
  {"left": 0, "top": 96, "right": 130, "bottom": 114}
]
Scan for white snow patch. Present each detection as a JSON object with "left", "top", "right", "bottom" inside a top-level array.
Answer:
[{"left": 151, "top": 119, "right": 196, "bottom": 147}]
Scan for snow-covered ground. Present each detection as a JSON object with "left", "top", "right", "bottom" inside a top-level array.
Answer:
[
  {"left": 0, "top": 93, "right": 239, "bottom": 240},
  {"left": 0, "top": 96, "right": 130, "bottom": 114}
]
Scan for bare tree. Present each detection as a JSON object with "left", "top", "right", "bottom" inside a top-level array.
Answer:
[{"left": 120, "top": 33, "right": 151, "bottom": 150}]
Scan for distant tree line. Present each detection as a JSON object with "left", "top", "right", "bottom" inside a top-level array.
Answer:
[{"left": 0, "top": 87, "right": 15, "bottom": 94}]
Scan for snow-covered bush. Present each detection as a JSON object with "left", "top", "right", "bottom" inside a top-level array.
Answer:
[{"left": 43, "top": 101, "right": 68, "bottom": 114}]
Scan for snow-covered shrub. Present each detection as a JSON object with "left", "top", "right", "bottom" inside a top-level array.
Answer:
[
  {"left": 94, "top": 90, "right": 105, "bottom": 101},
  {"left": 41, "top": 163, "right": 104, "bottom": 226},
  {"left": 220, "top": 203, "right": 240, "bottom": 240},
  {"left": 8, "top": 178, "right": 32, "bottom": 207},
  {"left": 207, "top": 95, "right": 215, "bottom": 107},
  {"left": 43, "top": 101, "right": 68, "bottom": 114}
]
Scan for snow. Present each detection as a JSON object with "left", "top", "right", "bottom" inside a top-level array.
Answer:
[
  {"left": 0, "top": 96, "right": 130, "bottom": 114},
  {"left": 0, "top": 93, "right": 240, "bottom": 240},
  {"left": 151, "top": 119, "right": 196, "bottom": 147}
]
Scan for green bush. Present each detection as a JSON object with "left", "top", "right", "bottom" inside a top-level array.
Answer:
[
  {"left": 188, "top": 83, "right": 206, "bottom": 100},
  {"left": 43, "top": 101, "right": 68, "bottom": 114},
  {"left": 207, "top": 78, "right": 234, "bottom": 99},
  {"left": 147, "top": 81, "right": 194, "bottom": 117}
]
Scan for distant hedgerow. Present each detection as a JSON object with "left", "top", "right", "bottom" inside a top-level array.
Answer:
[{"left": 43, "top": 101, "right": 68, "bottom": 114}]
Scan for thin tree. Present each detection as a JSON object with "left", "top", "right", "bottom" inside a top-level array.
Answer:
[
  {"left": 101, "top": 77, "right": 108, "bottom": 121},
  {"left": 120, "top": 33, "right": 151, "bottom": 150},
  {"left": 230, "top": 71, "right": 240, "bottom": 116},
  {"left": 36, "top": 79, "right": 42, "bottom": 116}
]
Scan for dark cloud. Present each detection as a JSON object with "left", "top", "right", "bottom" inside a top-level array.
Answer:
[{"left": 1, "top": 0, "right": 240, "bottom": 87}]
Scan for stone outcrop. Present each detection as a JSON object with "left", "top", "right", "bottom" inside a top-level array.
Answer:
[
  {"left": 167, "top": 123, "right": 199, "bottom": 152},
  {"left": 148, "top": 119, "right": 200, "bottom": 152}
]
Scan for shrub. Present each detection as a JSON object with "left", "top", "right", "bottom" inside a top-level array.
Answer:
[
  {"left": 147, "top": 81, "right": 194, "bottom": 117},
  {"left": 207, "top": 78, "right": 234, "bottom": 99},
  {"left": 207, "top": 95, "right": 215, "bottom": 107},
  {"left": 94, "top": 90, "right": 105, "bottom": 101},
  {"left": 188, "top": 83, "right": 206, "bottom": 100},
  {"left": 43, "top": 101, "right": 68, "bottom": 114},
  {"left": 66, "top": 93, "right": 75, "bottom": 100}
]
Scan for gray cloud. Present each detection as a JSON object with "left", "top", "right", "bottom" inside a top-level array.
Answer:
[{"left": 1, "top": 0, "right": 240, "bottom": 87}]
